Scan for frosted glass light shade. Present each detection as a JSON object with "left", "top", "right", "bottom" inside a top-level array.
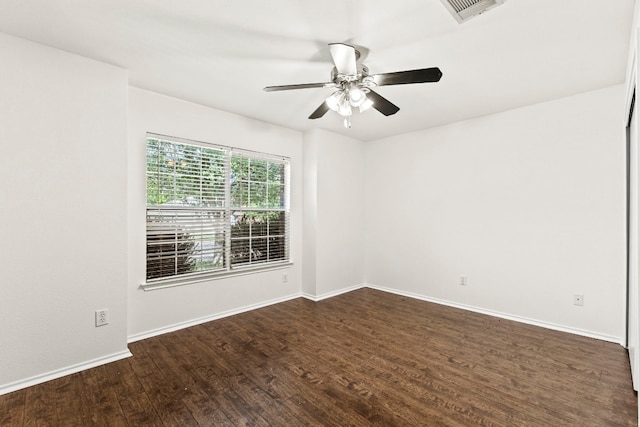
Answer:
[
  {"left": 337, "top": 102, "right": 352, "bottom": 116},
  {"left": 348, "top": 87, "right": 366, "bottom": 107},
  {"left": 325, "top": 91, "right": 342, "bottom": 111},
  {"left": 359, "top": 97, "right": 374, "bottom": 112}
]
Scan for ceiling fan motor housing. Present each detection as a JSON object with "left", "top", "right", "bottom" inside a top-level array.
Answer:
[{"left": 331, "top": 64, "right": 370, "bottom": 86}]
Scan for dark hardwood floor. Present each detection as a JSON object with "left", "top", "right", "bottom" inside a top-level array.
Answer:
[{"left": 1, "top": 288, "right": 637, "bottom": 426}]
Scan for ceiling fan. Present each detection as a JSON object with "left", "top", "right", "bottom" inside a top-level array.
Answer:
[{"left": 264, "top": 43, "right": 443, "bottom": 128}]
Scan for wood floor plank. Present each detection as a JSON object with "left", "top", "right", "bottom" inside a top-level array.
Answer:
[
  {"left": 276, "top": 298, "right": 524, "bottom": 423},
  {"left": 117, "top": 391, "right": 164, "bottom": 426},
  {"left": 78, "top": 366, "right": 128, "bottom": 426},
  {"left": 53, "top": 373, "right": 91, "bottom": 426},
  {"left": 274, "top": 305, "right": 510, "bottom": 425},
  {"left": 0, "top": 388, "right": 26, "bottom": 426},
  {"left": 0, "top": 288, "right": 636, "bottom": 426},
  {"left": 128, "top": 339, "right": 200, "bottom": 426},
  {"left": 185, "top": 326, "right": 307, "bottom": 426},
  {"left": 252, "top": 299, "right": 529, "bottom": 425},
  {"left": 348, "top": 290, "right": 628, "bottom": 424},
  {"left": 22, "top": 380, "right": 56, "bottom": 426}
]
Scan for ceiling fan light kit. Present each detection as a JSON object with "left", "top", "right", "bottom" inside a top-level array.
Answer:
[{"left": 264, "top": 43, "right": 442, "bottom": 129}]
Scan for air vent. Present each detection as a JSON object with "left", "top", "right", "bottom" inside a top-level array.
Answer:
[{"left": 440, "top": 0, "right": 506, "bottom": 23}]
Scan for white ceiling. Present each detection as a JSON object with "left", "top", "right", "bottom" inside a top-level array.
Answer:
[{"left": 0, "top": 0, "right": 634, "bottom": 141}]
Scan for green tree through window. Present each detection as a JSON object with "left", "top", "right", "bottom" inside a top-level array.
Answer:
[
  {"left": 146, "top": 135, "right": 289, "bottom": 282},
  {"left": 230, "top": 155, "right": 287, "bottom": 266}
]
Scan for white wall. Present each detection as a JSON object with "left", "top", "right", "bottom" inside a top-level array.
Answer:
[
  {"left": 0, "top": 33, "right": 129, "bottom": 393},
  {"left": 302, "top": 131, "right": 319, "bottom": 297},
  {"left": 365, "top": 85, "right": 626, "bottom": 342},
  {"left": 302, "top": 129, "right": 366, "bottom": 299},
  {"left": 623, "top": 0, "right": 640, "bottom": 410},
  {"left": 127, "top": 87, "right": 303, "bottom": 339}
]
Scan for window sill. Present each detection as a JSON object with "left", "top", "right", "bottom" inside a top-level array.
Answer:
[{"left": 140, "top": 261, "right": 293, "bottom": 291}]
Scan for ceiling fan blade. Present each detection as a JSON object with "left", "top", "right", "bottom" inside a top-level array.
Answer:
[
  {"left": 309, "top": 102, "right": 330, "bottom": 119},
  {"left": 372, "top": 67, "right": 443, "bottom": 86},
  {"left": 329, "top": 43, "right": 358, "bottom": 76},
  {"left": 263, "top": 82, "right": 333, "bottom": 92},
  {"left": 367, "top": 90, "right": 400, "bottom": 116}
]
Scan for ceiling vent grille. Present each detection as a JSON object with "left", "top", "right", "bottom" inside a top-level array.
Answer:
[{"left": 440, "top": 0, "right": 506, "bottom": 23}]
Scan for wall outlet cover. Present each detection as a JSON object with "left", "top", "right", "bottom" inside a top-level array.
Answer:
[{"left": 95, "top": 309, "right": 109, "bottom": 327}]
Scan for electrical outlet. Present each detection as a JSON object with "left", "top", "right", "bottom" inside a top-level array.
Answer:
[
  {"left": 95, "top": 309, "right": 109, "bottom": 327},
  {"left": 573, "top": 295, "right": 584, "bottom": 306},
  {"left": 282, "top": 273, "right": 288, "bottom": 283},
  {"left": 460, "top": 275, "right": 467, "bottom": 286}
]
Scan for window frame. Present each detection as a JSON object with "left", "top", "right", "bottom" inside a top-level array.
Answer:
[{"left": 143, "top": 133, "right": 291, "bottom": 290}]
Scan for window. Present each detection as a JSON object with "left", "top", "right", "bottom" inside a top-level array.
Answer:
[{"left": 145, "top": 134, "right": 290, "bottom": 285}]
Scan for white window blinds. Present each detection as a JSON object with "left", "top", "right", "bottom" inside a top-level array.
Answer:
[{"left": 146, "top": 134, "right": 290, "bottom": 283}]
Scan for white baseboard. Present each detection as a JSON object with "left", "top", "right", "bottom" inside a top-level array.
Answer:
[
  {"left": 129, "top": 284, "right": 368, "bottom": 342},
  {"left": 366, "top": 283, "right": 624, "bottom": 345},
  {"left": 0, "top": 349, "right": 132, "bottom": 396},
  {"left": 302, "top": 283, "right": 367, "bottom": 302},
  {"left": 128, "top": 292, "right": 303, "bottom": 343},
  {"left": 4, "top": 283, "right": 621, "bottom": 397}
]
